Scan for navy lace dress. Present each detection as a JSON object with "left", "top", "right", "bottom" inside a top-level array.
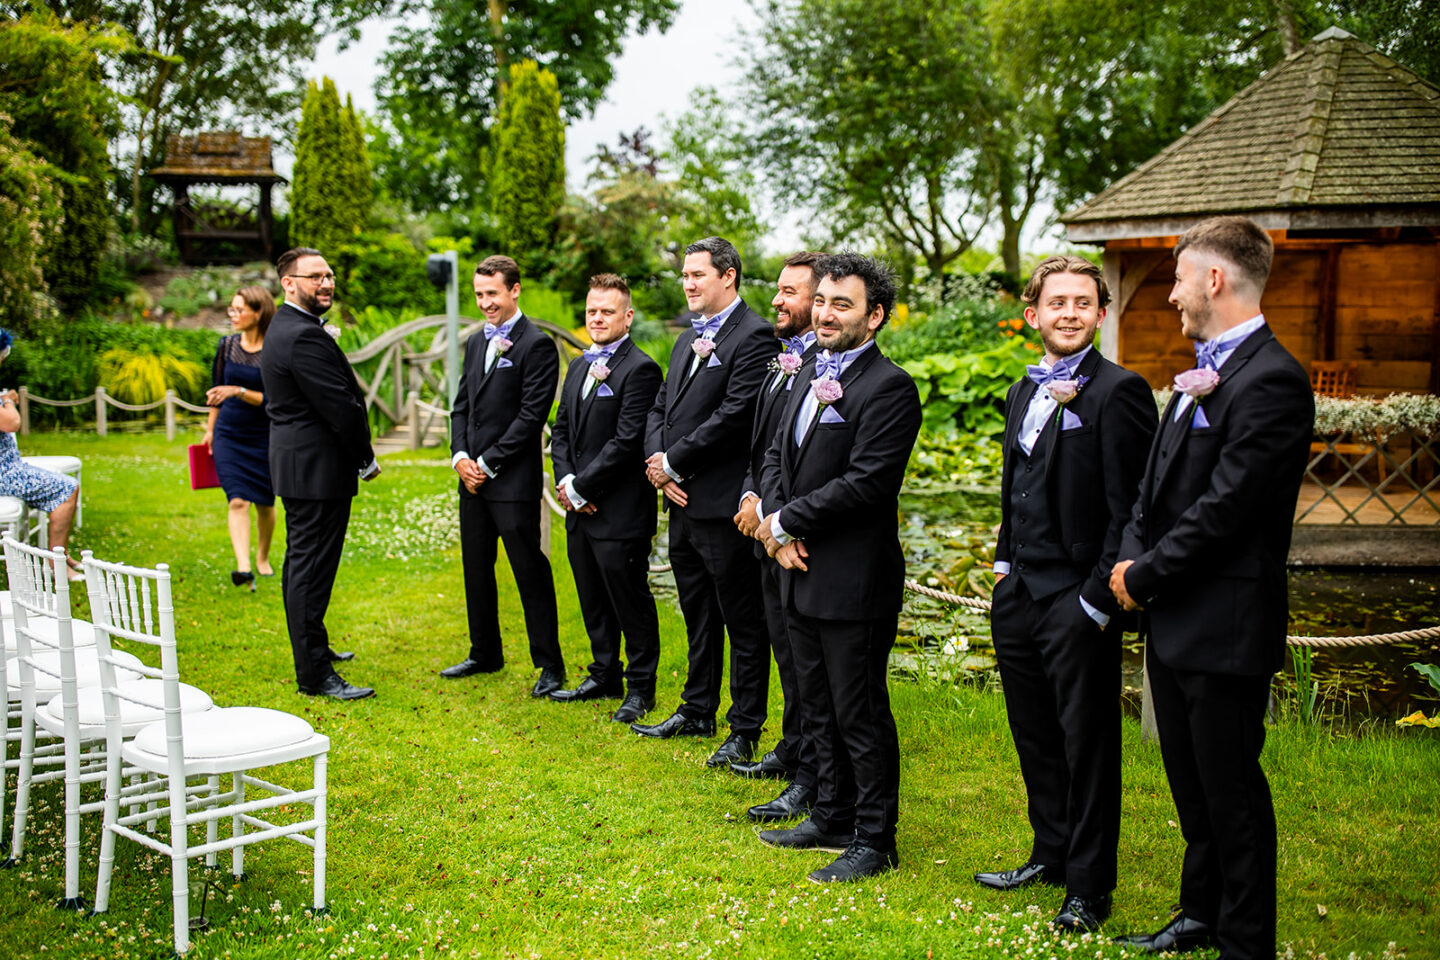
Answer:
[{"left": 210, "top": 335, "right": 274, "bottom": 506}]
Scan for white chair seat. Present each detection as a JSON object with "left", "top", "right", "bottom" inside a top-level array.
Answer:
[
  {"left": 3, "top": 616, "right": 98, "bottom": 657},
  {"left": 0, "top": 498, "right": 22, "bottom": 522},
  {"left": 40, "top": 679, "right": 214, "bottom": 735},
  {"left": 125, "top": 707, "right": 328, "bottom": 774},
  {"left": 6, "top": 647, "right": 144, "bottom": 697},
  {"left": 21, "top": 455, "right": 81, "bottom": 474}
]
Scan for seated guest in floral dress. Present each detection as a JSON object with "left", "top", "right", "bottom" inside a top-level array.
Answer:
[
  {"left": 202, "top": 286, "right": 277, "bottom": 590},
  {"left": 0, "top": 330, "right": 82, "bottom": 580}
]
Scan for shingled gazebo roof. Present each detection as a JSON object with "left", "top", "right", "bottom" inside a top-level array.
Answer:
[
  {"left": 150, "top": 131, "right": 286, "bottom": 185},
  {"left": 1062, "top": 28, "right": 1440, "bottom": 241}
]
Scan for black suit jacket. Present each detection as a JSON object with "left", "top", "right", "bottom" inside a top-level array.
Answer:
[
  {"left": 758, "top": 343, "right": 922, "bottom": 621},
  {"left": 261, "top": 303, "right": 374, "bottom": 500},
  {"left": 643, "top": 299, "right": 778, "bottom": 520},
  {"left": 550, "top": 338, "right": 663, "bottom": 541},
  {"left": 450, "top": 315, "right": 559, "bottom": 502},
  {"left": 743, "top": 343, "right": 820, "bottom": 499},
  {"left": 995, "top": 349, "right": 1157, "bottom": 617},
  {"left": 1119, "top": 326, "right": 1313, "bottom": 676}
]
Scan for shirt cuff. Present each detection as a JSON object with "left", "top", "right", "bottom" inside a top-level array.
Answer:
[
  {"left": 993, "top": 561, "right": 1011, "bottom": 576},
  {"left": 770, "top": 512, "right": 793, "bottom": 546},
  {"left": 476, "top": 455, "right": 496, "bottom": 478},
  {"left": 560, "top": 473, "right": 587, "bottom": 509},
  {"left": 359, "top": 458, "right": 379, "bottom": 479},
  {"left": 1079, "top": 595, "right": 1111, "bottom": 629},
  {"left": 661, "top": 452, "right": 683, "bottom": 483},
  {"left": 452, "top": 451, "right": 469, "bottom": 468}
]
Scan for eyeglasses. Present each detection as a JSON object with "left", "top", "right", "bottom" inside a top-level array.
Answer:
[
  {"left": 225, "top": 307, "right": 248, "bottom": 317},
  {"left": 288, "top": 272, "right": 337, "bottom": 285}
]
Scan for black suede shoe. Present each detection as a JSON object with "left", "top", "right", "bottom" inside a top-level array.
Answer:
[
  {"left": 973, "top": 860, "right": 1061, "bottom": 891},
  {"left": 631, "top": 711, "right": 716, "bottom": 738},
  {"left": 531, "top": 668, "right": 565, "bottom": 698},
  {"left": 298, "top": 674, "right": 375, "bottom": 701},
  {"left": 549, "top": 675, "right": 624, "bottom": 702},
  {"left": 324, "top": 649, "right": 355, "bottom": 662},
  {"left": 757, "top": 817, "right": 852, "bottom": 853},
  {"left": 705, "top": 732, "right": 758, "bottom": 768},
  {"left": 729, "top": 749, "right": 795, "bottom": 780},
  {"left": 1114, "top": 913, "right": 1216, "bottom": 953},
  {"left": 807, "top": 843, "right": 898, "bottom": 883},
  {"left": 1053, "top": 893, "right": 1112, "bottom": 932},
  {"left": 440, "top": 658, "right": 502, "bottom": 679},
  {"left": 747, "top": 781, "right": 816, "bottom": 823},
  {"left": 611, "top": 693, "right": 655, "bottom": 724}
]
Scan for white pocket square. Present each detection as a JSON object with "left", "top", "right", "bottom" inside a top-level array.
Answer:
[
  {"left": 595, "top": 382, "right": 614, "bottom": 398},
  {"left": 819, "top": 405, "right": 845, "bottom": 424},
  {"left": 1192, "top": 406, "right": 1210, "bottom": 429},
  {"left": 496, "top": 357, "right": 513, "bottom": 369},
  {"left": 1061, "top": 408, "right": 1083, "bottom": 431},
  {"left": 705, "top": 353, "right": 722, "bottom": 368}
]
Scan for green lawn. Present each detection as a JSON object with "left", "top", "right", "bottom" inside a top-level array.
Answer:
[{"left": 1, "top": 429, "right": 1434, "bottom": 960}]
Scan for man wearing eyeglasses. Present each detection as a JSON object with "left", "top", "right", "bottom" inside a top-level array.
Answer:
[{"left": 261, "top": 246, "right": 379, "bottom": 701}]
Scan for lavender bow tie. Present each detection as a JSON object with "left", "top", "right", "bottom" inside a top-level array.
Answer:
[
  {"left": 583, "top": 346, "right": 615, "bottom": 364},
  {"left": 814, "top": 353, "right": 843, "bottom": 379},
  {"left": 691, "top": 316, "right": 722, "bottom": 339}
]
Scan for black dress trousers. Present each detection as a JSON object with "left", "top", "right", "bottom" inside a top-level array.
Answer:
[{"left": 280, "top": 496, "right": 350, "bottom": 689}]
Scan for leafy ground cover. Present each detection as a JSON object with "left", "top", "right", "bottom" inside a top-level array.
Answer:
[{"left": 0, "top": 431, "right": 1434, "bottom": 959}]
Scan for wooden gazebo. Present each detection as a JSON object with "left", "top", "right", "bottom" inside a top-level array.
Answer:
[
  {"left": 1061, "top": 28, "right": 1440, "bottom": 397},
  {"left": 149, "top": 132, "right": 287, "bottom": 265}
]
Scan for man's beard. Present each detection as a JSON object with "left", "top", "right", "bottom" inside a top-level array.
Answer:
[
  {"left": 294, "top": 287, "right": 331, "bottom": 316},
  {"left": 1041, "top": 331, "right": 1089, "bottom": 358},
  {"left": 775, "top": 307, "right": 813, "bottom": 339}
]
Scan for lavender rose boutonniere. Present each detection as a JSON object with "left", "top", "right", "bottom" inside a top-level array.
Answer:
[
  {"left": 812, "top": 377, "right": 844, "bottom": 405},
  {"left": 769, "top": 352, "right": 803, "bottom": 377},
  {"left": 494, "top": 336, "right": 513, "bottom": 355},
  {"left": 589, "top": 360, "right": 611, "bottom": 382},
  {"left": 1047, "top": 374, "right": 1090, "bottom": 422},
  {"left": 692, "top": 337, "right": 716, "bottom": 358}
]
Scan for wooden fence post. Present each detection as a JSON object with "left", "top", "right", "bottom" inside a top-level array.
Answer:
[
  {"left": 406, "top": 390, "right": 420, "bottom": 451},
  {"left": 539, "top": 436, "right": 551, "bottom": 560},
  {"left": 95, "top": 387, "right": 107, "bottom": 437},
  {"left": 164, "top": 390, "right": 177, "bottom": 440},
  {"left": 17, "top": 386, "right": 29, "bottom": 436}
]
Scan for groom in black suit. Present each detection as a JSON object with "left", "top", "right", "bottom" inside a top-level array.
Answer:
[
  {"left": 978, "top": 256, "right": 1156, "bottom": 931},
  {"left": 633, "top": 237, "right": 777, "bottom": 767},
  {"left": 732, "top": 251, "right": 824, "bottom": 822},
  {"left": 754, "top": 253, "right": 922, "bottom": 884},
  {"left": 1111, "top": 217, "right": 1313, "bottom": 960},
  {"left": 262, "top": 247, "right": 377, "bottom": 701},
  {"left": 549, "top": 274, "right": 663, "bottom": 723},
  {"left": 443, "top": 255, "right": 564, "bottom": 698}
]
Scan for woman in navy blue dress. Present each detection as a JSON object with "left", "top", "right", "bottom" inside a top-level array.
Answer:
[{"left": 203, "top": 286, "right": 276, "bottom": 589}]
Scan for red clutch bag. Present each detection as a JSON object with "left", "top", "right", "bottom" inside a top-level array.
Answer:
[{"left": 187, "top": 444, "right": 220, "bottom": 490}]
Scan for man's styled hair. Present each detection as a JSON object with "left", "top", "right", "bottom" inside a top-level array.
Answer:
[
  {"left": 782, "top": 250, "right": 826, "bottom": 290},
  {"left": 1021, "top": 255, "right": 1111, "bottom": 309},
  {"left": 236, "top": 285, "right": 278, "bottom": 336},
  {"left": 588, "top": 273, "right": 631, "bottom": 304},
  {"left": 1174, "top": 216, "right": 1274, "bottom": 295},
  {"left": 816, "top": 252, "right": 897, "bottom": 327},
  {"left": 475, "top": 255, "right": 522, "bottom": 289},
  {"left": 275, "top": 247, "right": 322, "bottom": 278},
  {"left": 684, "top": 236, "right": 742, "bottom": 286}
]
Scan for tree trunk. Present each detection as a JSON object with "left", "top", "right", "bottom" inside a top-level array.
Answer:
[
  {"left": 488, "top": 0, "right": 508, "bottom": 85},
  {"left": 999, "top": 217, "right": 1022, "bottom": 277},
  {"left": 1276, "top": 0, "right": 1301, "bottom": 56}
]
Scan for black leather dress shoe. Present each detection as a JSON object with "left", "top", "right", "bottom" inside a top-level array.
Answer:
[
  {"left": 299, "top": 674, "right": 375, "bottom": 701},
  {"left": 531, "top": 667, "right": 565, "bottom": 698},
  {"left": 325, "top": 649, "right": 355, "bottom": 662},
  {"left": 611, "top": 693, "right": 655, "bottom": 724},
  {"left": 973, "top": 860, "right": 1061, "bottom": 890},
  {"left": 1053, "top": 893, "right": 1112, "bottom": 931},
  {"left": 1113, "top": 913, "right": 1216, "bottom": 953},
  {"left": 705, "top": 732, "right": 758, "bottom": 768},
  {"left": 631, "top": 710, "right": 716, "bottom": 739},
  {"left": 729, "top": 749, "right": 795, "bottom": 780},
  {"left": 808, "top": 843, "right": 899, "bottom": 883},
  {"left": 549, "top": 675, "right": 624, "bottom": 702},
  {"left": 747, "top": 781, "right": 816, "bottom": 822},
  {"left": 440, "top": 658, "right": 501, "bottom": 679},
  {"left": 758, "top": 817, "right": 852, "bottom": 853}
]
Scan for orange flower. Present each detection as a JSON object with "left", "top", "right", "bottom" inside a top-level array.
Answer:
[{"left": 1008, "top": 318, "right": 1025, "bottom": 331}]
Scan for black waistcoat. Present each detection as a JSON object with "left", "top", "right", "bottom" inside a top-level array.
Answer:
[{"left": 1007, "top": 429, "right": 1082, "bottom": 601}]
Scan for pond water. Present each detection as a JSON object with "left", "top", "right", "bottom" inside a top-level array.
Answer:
[{"left": 893, "top": 490, "right": 1440, "bottom": 721}]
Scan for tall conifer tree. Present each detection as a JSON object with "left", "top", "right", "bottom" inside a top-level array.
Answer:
[
  {"left": 290, "top": 77, "right": 372, "bottom": 256},
  {"left": 489, "top": 60, "right": 564, "bottom": 276}
]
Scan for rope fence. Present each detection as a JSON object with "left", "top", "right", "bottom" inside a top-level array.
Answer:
[
  {"left": 18, "top": 387, "right": 209, "bottom": 441},
  {"left": 902, "top": 578, "right": 1438, "bottom": 648}
]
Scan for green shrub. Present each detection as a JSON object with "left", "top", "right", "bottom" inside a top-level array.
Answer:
[
  {"left": 883, "top": 292, "right": 1021, "bottom": 364},
  {"left": 334, "top": 231, "right": 442, "bottom": 317},
  {"left": 97, "top": 346, "right": 206, "bottom": 404},
  {"left": 900, "top": 336, "right": 1038, "bottom": 435},
  {"left": 156, "top": 269, "right": 233, "bottom": 318}
]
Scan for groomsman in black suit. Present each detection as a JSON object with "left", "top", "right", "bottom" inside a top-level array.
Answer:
[
  {"left": 633, "top": 237, "right": 777, "bottom": 768},
  {"left": 262, "top": 246, "right": 377, "bottom": 701},
  {"left": 443, "top": 255, "right": 565, "bottom": 698},
  {"left": 754, "top": 253, "right": 922, "bottom": 884},
  {"left": 732, "top": 252, "right": 823, "bottom": 822},
  {"left": 1111, "top": 217, "right": 1313, "bottom": 960},
  {"left": 977, "top": 256, "right": 1156, "bottom": 931},
  {"left": 549, "top": 274, "right": 663, "bottom": 723}
]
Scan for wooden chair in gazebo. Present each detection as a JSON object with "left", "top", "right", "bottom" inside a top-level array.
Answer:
[{"left": 1309, "top": 360, "right": 1385, "bottom": 485}]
